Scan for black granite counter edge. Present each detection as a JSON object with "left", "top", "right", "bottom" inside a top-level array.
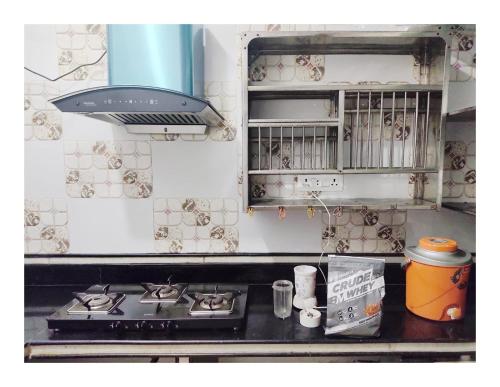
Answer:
[
  {"left": 25, "top": 342, "right": 476, "bottom": 361},
  {"left": 25, "top": 262, "right": 475, "bottom": 287},
  {"left": 24, "top": 328, "right": 476, "bottom": 347},
  {"left": 25, "top": 327, "right": 476, "bottom": 346},
  {"left": 25, "top": 333, "right": 476, "bottom": 347},
  {"left": 24, "top": 252, "right": 409, "bottom": 258},
  {"left": 24, "top": 263, "right": 396, "bottom": 285},
  {"left": 24, "top": 252, "right": 477, "bottom": 258}
]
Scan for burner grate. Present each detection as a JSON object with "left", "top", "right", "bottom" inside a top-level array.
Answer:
[
  {"left": 139, "top": 281, "right": 187, "bottom": 304},
  {"left": 189, "top": 286, "right": 236, "bottom": 316},
  {"left": 67, "top": 285, "right": 125, "bottom": 315}
]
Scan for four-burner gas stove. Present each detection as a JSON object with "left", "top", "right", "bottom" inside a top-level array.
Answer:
[{"left": 47, "top": 282, "right": 248, "bottom": 332}]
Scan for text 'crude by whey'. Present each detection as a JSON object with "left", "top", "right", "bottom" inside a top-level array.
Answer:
[{"left": 325, "top": 256, "right": 385, "bottom": 337}]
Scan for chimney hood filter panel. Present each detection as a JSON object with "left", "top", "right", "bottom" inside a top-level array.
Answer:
[
  {"left": 50, "top": 86, "right": 225, "bottom": 134},
  {"left": 50, "top": 25, "right": 224, "bottom": 134}
]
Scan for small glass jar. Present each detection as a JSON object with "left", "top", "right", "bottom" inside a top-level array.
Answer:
[{"left": 272, "top": 280, "right": 293, "bottom": 319}]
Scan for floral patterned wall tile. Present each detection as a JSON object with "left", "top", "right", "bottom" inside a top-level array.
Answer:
[
  {"left": 250, "top": 175, "right": 297, "bottom": 200},
  {"left": 249, "top": 174, "right": 408, "bottom": 202},
  {"left": 407, "top": 173, "right": 436, "bottom": 199},
  {"left": 56, "top": 24, "right": 107, "bottom": 82},
  {"left": 206, "top": 81, "right": 238, "bottom": 141},
  {"left": 442, "top": 140, "right": 475, "bottom": 199},
  {"left": 321, "top": 208, "right": 407, "bottom": 253},
  {"left": 24, "top": 82, "right": 63, "bottom": 141},
  {"left": 249, "top": 55, "right": 325, "bottom": 84},
  {"left": 64, "top": 141, "right": 153, "bottom": 199},
  {"left": 154, "top": 198, "right": 239, "bottom": 253},
  {"left": 24, "top": 199, "right": 70, "bottom": 254},
  {"left": 448, "top": 25, "right": 475, "bottom": 82},
  {"left": 25, "top": 24, "right": 108, "bottom": 142},
  {"left": 152, "top": 81, "right": 238, "bottom": 142}
]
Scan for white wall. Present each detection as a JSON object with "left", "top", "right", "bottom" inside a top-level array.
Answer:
[{"left": 24, "top": 24, "right": 476, "bottom": 255}]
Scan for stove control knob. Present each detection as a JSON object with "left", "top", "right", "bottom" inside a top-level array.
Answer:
[{"left": 134, "top": 321, "right": 147, "bottom": 330}]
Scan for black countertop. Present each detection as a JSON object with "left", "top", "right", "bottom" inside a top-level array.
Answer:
[{"left": 25, "top": 282, "right": 475, "bottom": 356}]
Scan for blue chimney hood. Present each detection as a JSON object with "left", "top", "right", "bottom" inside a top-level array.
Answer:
[{"left": 50, "top": 24, "right": 224, "bottom": 135}]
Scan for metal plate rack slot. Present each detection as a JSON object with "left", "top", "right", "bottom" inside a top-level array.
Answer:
[
  {"left": 248, "top": 120, "right": 340, "bottom": 175},
  {"left": 343, "top": 90, "right": 442, "bottom": 174}
]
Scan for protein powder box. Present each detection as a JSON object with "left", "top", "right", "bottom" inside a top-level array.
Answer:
[{"left": 325, "top": 256, "right": 385, "bottom": 337}]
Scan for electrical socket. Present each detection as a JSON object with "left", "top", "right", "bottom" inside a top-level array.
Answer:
[{"left": 297, "top": 175, "right": 344, "bottom": 192}]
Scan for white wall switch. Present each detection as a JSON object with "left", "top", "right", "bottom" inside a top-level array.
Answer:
[{"left": 297, "top": 175, "right": 344, "bottom": 192}]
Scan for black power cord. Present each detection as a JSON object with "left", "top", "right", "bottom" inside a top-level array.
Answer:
[{"left": 24, "top": 50, "right": 107, "bottom": 82}]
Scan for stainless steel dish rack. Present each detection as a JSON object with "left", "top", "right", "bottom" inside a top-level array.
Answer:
[
  {"left": 248, "top": 119, "right": 339, "bottom": 173},
  {"left": 241, "top": 28, "right": 451, "bottom": 212}
]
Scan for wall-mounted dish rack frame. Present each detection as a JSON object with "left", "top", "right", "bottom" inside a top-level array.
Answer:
[{"left": 241, "top": 28, "right": 452, "bottom": 212}]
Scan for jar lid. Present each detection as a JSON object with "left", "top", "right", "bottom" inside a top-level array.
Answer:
[
  {"left": 404, "top": 236, "right": 472, "bottom": 267},
  {"left": 418, "top": 237, "right": 457, "bottom": 252}
]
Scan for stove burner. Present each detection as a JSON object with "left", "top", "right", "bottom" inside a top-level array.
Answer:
[
  {"left": 195, "top": 292, "right": 234, "bottom": 310},
  {"left": 154, "top": 285, "right": 179, "bottom": 299},
  {"left": 67, "top": 284, "right": 125, "bottom": 315},
  {"left": 189, "top": 285, "right": 237, "bottom": 316},
  {"left": 139, "top": 281, "right": 186, "bottom": 304},
  {"left": 85, "top": 294, "right": 112, "bottom": 309}
]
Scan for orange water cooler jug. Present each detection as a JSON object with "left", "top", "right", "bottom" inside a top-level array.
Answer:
[{"left": 403, "top": 237, "right": 472, "bottom": 321}]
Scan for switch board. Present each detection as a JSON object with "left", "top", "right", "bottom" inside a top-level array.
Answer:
[{"left": 297, "top": 175, "right": 343, "bottom": 192}]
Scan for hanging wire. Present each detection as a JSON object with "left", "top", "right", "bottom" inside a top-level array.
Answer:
[
  {"left": 311, "top": 193, "right": 330, "bottom": 285},
  {"left": 24, "top": 50, "right": 107, "bottom": 82}
]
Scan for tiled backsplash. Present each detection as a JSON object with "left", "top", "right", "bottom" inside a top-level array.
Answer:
[
  {"left": 24, "top": 83, "right": 63, "bottom": 141},
  {"left": 443, "top": 140, "right": 476, "bottom": 200},
  {"left": 64, "top": 140, "right": 153, "bottom": 199},
  {"left": 24, "top": 24, "right": 476, "bottom": 255},
  {"left": 154, "top": 198, "right": 239, "bottom": 253},
  {"left": 24, "top": 199, "right": 70, "bottom": 254},
  {"left": 56, "top": 24, "right": 108, "bottom": 82},
  {"left": 250, "top": 54, "right": 326, "bottom": 83},
  {"left": 449, "top": 25, "right": 476, "bottom": 82},
  {"left": 321, "top": 209, "right": 407, "bottom": 254},
  {"left": 443, "top": 119, "right": 476, "bottom": 201}
]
